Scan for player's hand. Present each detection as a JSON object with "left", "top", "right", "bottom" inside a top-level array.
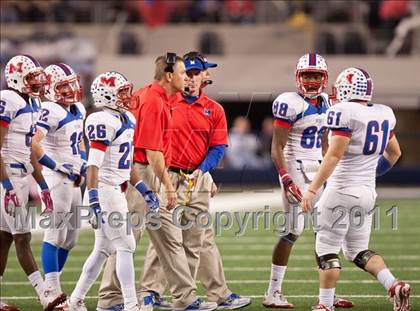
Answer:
[
  {"left": 144, "top": 191, "right": 160, "bottom": 213},
  {"left": 89, "top": 203, "right": 104, "bottom": 229},
  {"left": 165, "top": 186, "right": 177, "bottom": 210},
  {"left": 301, "top": 190, "right": 316, "bottom": 213},
  {"left": 55, "top": 163, "right": 77, "bottom": 181},
  {"left": 41, "top": 189, "right": 54, "bottom": 213},
  {"left": 80, "top": 162, "right": 87, "bottom": 177},
  {"left": 284, "top": 181, "right": 303, "bottom": 204},
  {"left": 210, "top": 182, "right": 218, "bottom": 198},
  {"left": 279, "top": 169, "right": 302, "bottom": 204},
  {"left": 4, "top": 189, "right": 20, "bottom": 217},
  {"left": 74, "top": 175, "right": 85, "bottom": 187}
]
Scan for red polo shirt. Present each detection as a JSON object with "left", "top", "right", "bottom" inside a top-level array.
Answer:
[
  {"left": 130, "top": 82, "right": 172, "bottom": 165},
  {"left": 170, "top": 92, "right": 228, "bottom": 170}
]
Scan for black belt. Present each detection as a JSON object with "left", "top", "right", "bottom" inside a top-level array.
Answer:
[{"left": 169, "top": 167, "right": 195, "bottom": 175}]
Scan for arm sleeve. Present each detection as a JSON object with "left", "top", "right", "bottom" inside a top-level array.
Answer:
[
  {"left": 198, "top": 144, "right": 226, "bottom": 173},
  {"left": 272, "top": 94, "right": 297, "bottom": 129}
]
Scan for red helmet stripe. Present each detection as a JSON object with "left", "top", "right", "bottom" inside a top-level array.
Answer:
[{"left": 309, "top": 53, "right": 316, "bottom": 66}]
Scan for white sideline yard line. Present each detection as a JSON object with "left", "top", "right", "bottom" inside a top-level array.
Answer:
[
  {"left": 37, "top": 244, "right": 419, "bottom": 252},
  {"left": 8, "top": 255, "right": 420, "bottom": 263},
  {"left": 3, "top": 279, "right": 420, "bottom": 286},
  {"left": 4, "top": 266, "right": 420, "bottom": 273},
  {"left": 4, "top": 295, "right": 420, "bottom": 300}
]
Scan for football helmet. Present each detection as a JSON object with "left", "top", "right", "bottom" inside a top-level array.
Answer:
[
  {"left": 295, "top": 53, "right": 328, "bottom": 98},
  {"left": 333, "top": 67, "right": 373, "bottom": 102},
  {"left": 5, "top": 54, "right": 48, "bottom": 96},
  {"left": 44, "top": 63, "right": 82, "bottom": 105},
  {"left": 90, "top": 71, "right": 133, "bottom": 111}
]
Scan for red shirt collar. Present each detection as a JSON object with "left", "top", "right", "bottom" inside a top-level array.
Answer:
[{"left": 174, "top": 91, "right": 208, "bottom": 107}]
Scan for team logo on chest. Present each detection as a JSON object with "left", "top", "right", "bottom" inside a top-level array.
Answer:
[{"left": 203, "top": 108, "right": 212, "bottom": 117}]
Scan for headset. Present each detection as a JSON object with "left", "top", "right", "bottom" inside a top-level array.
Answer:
[
  {"left": 164, "top": 52, "right": 177, "bottom": 73},
  {"left": 183, "top": 51, "right": 213, "bottom": 85}
]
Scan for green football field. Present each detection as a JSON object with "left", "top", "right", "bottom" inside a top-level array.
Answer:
[{"left": 1, "top": 199, "right": 419, "bottom": 311}]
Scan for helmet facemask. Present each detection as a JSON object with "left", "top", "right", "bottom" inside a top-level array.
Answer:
[
  {"left": 22, "top": 69, "right": 49, "bottom": 96},
  {"left": 54, "top": 76, "right": 82, "bottom": 105},
  {"left": 115, "top": 83, "right": 133, "bottom": 111},
  {"left": 296, "top": 69, "right": 328, "bottom": 99}
]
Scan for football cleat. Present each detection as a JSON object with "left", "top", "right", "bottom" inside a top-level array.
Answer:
[
  {"left": 333, "top": 296, "right": 354, "bottom": 308},
  {"left": 312, "top": 304, "right": 334, "bottom": 311},
  {"left": 149, "top": 291, "right": 172, "bottom": 310},
  {"left": 0, "top": 300, "right": 21, "bottom": 311},
  {"left": 217, "top": 293, "right": 252, "bottom": 310},
  {"left": 62, "top": 299, "right": 87, "bottom": 311},
  {"left": 173, "top": 299, "right": 218, "bottom": 311},
  {"left": 124, "top": 304, "right": 141, "bottom": 311},
  {"left": 262, "top": 291, "right": 294, "bottom": 309},
  {"left": 39, "top": 288, "right": 67, "bottom": 311},
  {"left": 389, "top": 281, "right": 411, "bottom": 311},
  {"left": 140, "top": 294, "right": 154, "bottom": 311}
]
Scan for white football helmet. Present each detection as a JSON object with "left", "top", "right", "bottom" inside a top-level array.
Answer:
[
  {"left": 295, "top": 53, "right": 328, "bottom": 98},
  {"left": 333, "top": 67, "right": 373, "bottom": 102},
  {"left": 90, "top": 71, "right": 133, "bottom": 111},
  {"left": 44, "top": 63, "right": 82, "bottom": 105},
  {"left": 5, "top": 54, "right": 48, "bottom": 96}
]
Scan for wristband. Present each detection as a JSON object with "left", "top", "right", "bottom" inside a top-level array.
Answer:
[
  {"left": 38, "top": 180, "right": 49, "bottom": 191},
  {"left": 39, "top": 154, "right": 57, "bottom": 170},
  {"left": 135, "top": 180, "right": 149, "bottom": 196},
  {"left": 1, "top": 178, "right": 13, "bottom": 191},
  {"left": 278, "top": 167, "right": 291, "bottom": 185},
  {"left": 88, "top": 188, "right": 99, "bottom": 204},
  {"left": 376, "top": 156, "right": 393, "bottom": 177},
  {"left": 80, "top": 150, "right": 87, "bottom": 161}
]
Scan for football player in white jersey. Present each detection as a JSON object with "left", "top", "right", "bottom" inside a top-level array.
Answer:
[
  {"left": 64, "top": 72, "right": 159, "bottom": 311},
  {"left": 263, "top": 53, "right": 353, "bottom": 309},
  {"left": 31, "top": 63, "right": 86, "bottom": 297},
  {"left": 302, "top": 68, "right": 410, "bottom": 311},
  {"left": 0, "top": 55, "right": 66, "bottom": 310}
]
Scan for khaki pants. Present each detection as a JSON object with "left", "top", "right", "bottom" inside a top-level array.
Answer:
[
  {"left": 140, "top": 226, "right": 231, "bottom": 304},
  {"left": 97, "top": 163, "right": 155, "bottom": 309},
  {"left": 144, "top": 171, "right": 213, "bottom": 308}
]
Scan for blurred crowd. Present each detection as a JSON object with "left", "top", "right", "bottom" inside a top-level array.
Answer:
[
  {"left": 0, "top": 0, "right": 417, "bottom": 29},
  {"left": 224, "top": 116, "right": 274, "bottom": 170}
]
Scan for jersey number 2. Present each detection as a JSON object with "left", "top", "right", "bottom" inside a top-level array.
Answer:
[{"left": 118, "top": 142, "right": 131, "bottom": 169}]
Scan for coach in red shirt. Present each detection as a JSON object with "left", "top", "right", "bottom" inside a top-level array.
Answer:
[
  {"left": 97, "top": 54, "right": 204, "bottom": 310},
  {"left": 137, "top": 54, "right": 254, "bottom": 311}
]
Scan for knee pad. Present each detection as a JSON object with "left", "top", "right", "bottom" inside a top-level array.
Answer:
[
  {"left": 316, "top": 253, "right": 341, "bottom": 270},
  {"left": 114, "top": 235, "right": 136, "bottom": 254},
  {"left": 353, "top": 250, "right": 378, "bottom": 270},
  {"left": 280, "top": 232, "right": 299, "bottom": 245}
]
